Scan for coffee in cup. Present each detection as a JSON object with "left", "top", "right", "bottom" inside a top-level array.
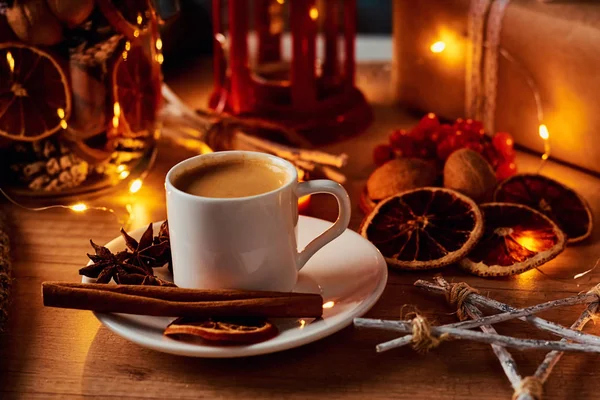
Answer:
[{"left": 172, "top": 158, "right": 289, "bottom": 199}]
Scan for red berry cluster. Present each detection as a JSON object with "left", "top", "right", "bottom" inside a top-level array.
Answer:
[{"left": 373, "top": 113, "right": 517, "bottom": 181}]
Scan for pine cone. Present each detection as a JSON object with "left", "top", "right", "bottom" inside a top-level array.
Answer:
[
  {"left": 70, "top": 33, "right": 122, "bottom": 68},
  {"left": 7, "top": 138, "right": 89, "bottom": 192}
]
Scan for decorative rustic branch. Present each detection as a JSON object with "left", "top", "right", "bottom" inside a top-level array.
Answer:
[
  {"left": 160, "top": 84, "right": 348, "bottom": 183},
  {"left": 355, "top": 275, "right": 600, "bottom": 400},
  {"left": 414, "top": 276, "right": 600, "bottom": 400},
  {"left": 0, "top": 210, "right": 11, "bottom": 331},
  {"left": 414, "top": 280, "right": 600, "bottom": 346},
  {"left": 514, "top": 302, "right": 600, "bottom": 400},
  {"left": 354, "top": 317, "right": 600, "bottom": 354}
]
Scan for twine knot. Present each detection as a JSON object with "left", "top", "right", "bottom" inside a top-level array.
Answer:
[
  {"left": 446, "top": 282, "right": 479, "bottom": 321},
  {"left": 587, "top": 283, "right": 600, "bottom": 302},
  {"left": 512, "top": 376, "right": 544, "bottom": 400},
  {"left": 409, "top": 313, "right": 449, "bottom": 353}
]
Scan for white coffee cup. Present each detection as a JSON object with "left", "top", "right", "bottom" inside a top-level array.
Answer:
[{"left": 165, "top": 151, "right": 351, "bottom": 291}]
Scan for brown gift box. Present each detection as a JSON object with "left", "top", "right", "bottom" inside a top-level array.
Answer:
[{"left": 392, "top": 0, "right": 600, "bottom": 174}]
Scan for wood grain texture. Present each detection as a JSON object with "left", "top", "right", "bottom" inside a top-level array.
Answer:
[{"left": 1, "top": 60, "right": 600, "bottom": 400}]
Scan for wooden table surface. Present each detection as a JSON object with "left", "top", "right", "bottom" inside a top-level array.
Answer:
[{"left": 1, "top": 59, "right": 600, "bottom": 400}]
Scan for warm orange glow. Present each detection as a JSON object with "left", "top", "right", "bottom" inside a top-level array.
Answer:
[
  {"left": 156, "top": 38, "right": 163, "bottom": 50},
  {"left": 6, "top": 51, "right": 14, "bottom": 72},
  {"left": 136, "top": 13, "right": 143, "bottom": 25},
  {"left": 125, "top": 41, "right": 131, "bottom": 51},
  {"left": 112, "top": 102, "right": 121, "bottom": 129},
  {"left": 299, "top": 319, "right": 306, "bottom": 329},
  {"left": 539, "top": 124, "right": 549, "bottom": 140},
  {"left": 322, "top": 301, "right": 335, "bottom": 309},
  {"left": 57, "top": 108, "right": 67, "bottom": 129},
  {"left": 129, "top": 179, "right": 143, "bottom": 194},
  {"left": 514, "top": 234, "right": 546, "bottom": 252},
  {"left": 116, "top": 164, "right": 127, "bottom": 173},
  {"left": 298, "top": 194, "right": 311, "bottom": 213},
  {"left": 70, "top": 203, "right": 88, "bottom": 212},
  {"left": 538, "top": 124, "right": 551, "bottom": 162},
  {"left": 156, "top": 53, "right": 164, "bottom": 64},
  {"left": 309, "top": 7, "right": 319, "bottom": 20},
  {"left": 430, "top": 41, "right": 446, "bottom": 53},
  {"left": 119, "top": 170, "right": 130, "bottom": 180},
  {"left": 276, "top": 0, "right": 284, "bottom": 4}
]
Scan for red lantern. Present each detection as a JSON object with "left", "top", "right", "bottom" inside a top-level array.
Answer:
[{"left": 210, "top": 0, "right": 372, "bottom": 145}]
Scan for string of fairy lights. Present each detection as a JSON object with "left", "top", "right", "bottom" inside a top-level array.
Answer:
[
  {"left": 0, "top": 7, "right": 164, "bottom": 227},
  {"left": 1, "top": 14, "right": 552, "bottom": 230},
  {"left": 0, "top": 176, "right": 143, "bottom": 228},
  {"left": 430, "top": 39, "right": 551, "bottom": 170}
]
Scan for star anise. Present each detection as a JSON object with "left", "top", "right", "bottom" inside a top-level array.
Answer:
[
  {"left": 115, "top": 272, "right": 176, "bottom": 287},
  {"left": 153, "top": 221, "right": 172, "bottom": 272},
  {"left": 79, "top": 240, "right": 149, "bottom": 284},
  {"left": 121, "top": 223, "right": 169, "bottom": 274}
]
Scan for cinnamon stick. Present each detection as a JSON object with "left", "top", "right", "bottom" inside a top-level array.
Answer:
[
  {"left": 42, "top": 282, "right": 323, "bottom": 318},
  {"left": 44, "top": 282, "right": 319, "bottom": 301}
]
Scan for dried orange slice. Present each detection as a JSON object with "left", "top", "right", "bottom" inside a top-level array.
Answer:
[
  {"left": 0, "top": 43, "right": 71, "bottom": 142},
  {"left": 359, "top": 187, "right": 376, "bottom": 215},
  {"left": 360, "top": 187, "right": 483, "bottom": 270},
  {"left": 97, "top": 0, "right": 153, "bottom": 40},
  {"left": 164, "top": 317, "right": 278, "bottom": 344},
  {"left": 494, "top": 174, "right": 593, "bottom": 244},
  {"left": 111, "top": 43, "right": 161, "bottom": 136},
  {"left": 459, "top": 203, "right": 566, "bottom": 277}
]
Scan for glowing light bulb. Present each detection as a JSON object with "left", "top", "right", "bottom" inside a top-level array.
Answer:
[
  {"left": 119, "top": 170, "right": 130, "bottom": 179},
  {"left": 6, "top": 51, "right": 14, "bottom": 72},
  {"left": 70, "top": 203, "right": 88, "bottom": 212},
  {"left": 112, "top": 102, "right": 121, "bottom": 129},
  {"left": 133, "top": 30, "right": 140, "bottom": 38},
  {"left": 57, "top": 108, "right": 65, "bottom": 119},
  {"left": 155, "top": 38, "right": 163, "bottom": 50},
  {"left": 136, "top": 13, "right": 143, "bottom": 25},
  {"left": 276, "top": 0, "right": 284, "bottom": 4},
  {"left": 60, "top": 120, "right": 68, "bottom": 129},
  {"left": 322, "top": 301, "right": 335, "bottom": 309},
  {"left": 156, "top": 53, "right": 164, "bottom": 64},
  {"left": 430, "top": 41, "right": 446, "bottom": 53},
  {"left": 299, "top": 319, "right": 306, "bottom": 329},
  {"left": 122, "top": 51, "right": 128, "bottom": 60},
  {"left": 116, "top": 165, "right": 127, "bottom": 173},
  {"left": 125, "top": 41, "right": 131, "bottom": 51},
  {"left": 539, "top": 124, "right": 549, "bottom": 140},
  {"left": 309, "top": 6, "right": 319, "bottom": 20},
  {"left": 129, "top": 179, "right": 143, "bottom": 194}
]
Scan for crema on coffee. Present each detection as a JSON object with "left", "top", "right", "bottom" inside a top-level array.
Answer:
[{"left": 173, "top": 159, "right": 289, "bottom": 198}]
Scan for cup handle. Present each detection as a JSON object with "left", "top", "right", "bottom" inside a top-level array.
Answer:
[{"left": 295, "top": 180, "right": 351, "bottom": 270}]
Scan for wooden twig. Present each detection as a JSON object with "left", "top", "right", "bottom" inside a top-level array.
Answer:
[
  {"left": 319, "top": 165, "right": 348, "bottom": 184},
  {"left": 513, "top": 302, "right": 599, "bottom": 400},
  {"left": 415, "top": 280, "right": 600, "bottom": 346},
  {"left": 0, "top": 210, "right": 11, "bottom": 331},
  {"left": 415, "top": 276, "right": 600, "bottom": 400},
  {"left": 160, "top": 84, "right": 348, "bottom": 182},
  {"left": 437, "top": 276, "right": 522, "bottom": 389},
  {"left": 354, "top": 318, "right": 600, "bottom": 353}
]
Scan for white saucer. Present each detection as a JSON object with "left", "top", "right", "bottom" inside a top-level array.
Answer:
[{"left": 83, "top": 216, "right": 387, "bottom": 358}]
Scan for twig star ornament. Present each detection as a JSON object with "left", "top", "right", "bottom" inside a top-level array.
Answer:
[{"left": 354, "top": 275, "right": 600, "bottom": 400}]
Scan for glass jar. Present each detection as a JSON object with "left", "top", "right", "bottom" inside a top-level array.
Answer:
[{"left": 0, "top": 0, "right": 163, "bottom": 199}]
